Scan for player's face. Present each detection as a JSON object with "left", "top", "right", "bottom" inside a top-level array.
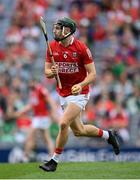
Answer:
[{"left": 53, "top": 24, "right": 63, "bottom": 41}]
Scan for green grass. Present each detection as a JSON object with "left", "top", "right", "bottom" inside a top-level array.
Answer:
[{"left": 0, "top": 162, "right": 140, "bottom": 179}]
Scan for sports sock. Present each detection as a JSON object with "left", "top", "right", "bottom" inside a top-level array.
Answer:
[
  {"left": 52, "top": 148, "right": 63, "bottom": 163},
  {"left": 98, "top": 129, "right": 109, "bottom": 140}
]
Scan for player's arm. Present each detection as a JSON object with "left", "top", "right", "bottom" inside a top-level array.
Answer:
[
  {"left": 14, "top": 104, "right": 32, "bottom": 118},
  {"left": 45, "top": 45, "right": 59, "bottom": 79},
  {"left": 80, "top": 62, "right": 96, "bottom": 87},
  {"left": 71, "top": 62, "right": 96, "bottom": 95},
  {"left": 46, "top": 95, "right": 57, "bottom": 112},
  {"left": 45, "top": 62, "right": 58, "bottom": 79}
]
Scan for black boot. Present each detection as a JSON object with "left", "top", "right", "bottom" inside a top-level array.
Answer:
[
  {"left": 108, "top": 130, "right": 120, "bottom": 155},
  {"left": 39, "top": 159, "right": 57, "bottom": 172}
]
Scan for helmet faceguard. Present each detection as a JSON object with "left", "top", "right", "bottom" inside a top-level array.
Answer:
[{"left": 53, "top": 17, "right": 76, "bottom": 41}]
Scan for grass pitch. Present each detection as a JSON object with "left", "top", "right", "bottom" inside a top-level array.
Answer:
[{"left": 0, "top": 162, "right": 140, "bottom": 179}]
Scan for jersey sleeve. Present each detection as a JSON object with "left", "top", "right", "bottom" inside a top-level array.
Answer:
[{"left": 81, "top": 43, "right": 94, "bottom": 64}]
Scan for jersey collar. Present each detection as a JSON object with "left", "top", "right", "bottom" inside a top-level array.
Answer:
[{"left": 59, "top": 36, "right": 74, "bottom": 47}]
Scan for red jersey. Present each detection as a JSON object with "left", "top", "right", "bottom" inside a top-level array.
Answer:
[
  {"left": 29, "top": 84, "right": 49, "bottom": 116},
  {"left": 46, "top": 38, "right": 93, "bottom": 97}
]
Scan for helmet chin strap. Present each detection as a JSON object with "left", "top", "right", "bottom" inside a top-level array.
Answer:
[
  {"left": 54, "top": 26, "right": 73, "bottom": 41},
  {"left": 62, "top": 26, "right": 71, "bottom": 37},
  {"left": 59, "top": 26, "right": 72, "bottom": 41}
]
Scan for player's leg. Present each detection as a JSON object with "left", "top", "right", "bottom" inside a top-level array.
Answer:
[
  {"left": 55, "top": 102, "right": 80, "bottom": 147},
  {"left": 70, "top": 113, "right": 99, "bottom": 137},
  {"left": 23, "top": 127, "right": 36, "bottom": 162},
  {"left": 35, "top": 116, "right": 55, "bottom": 158},
  {"left": 39, "top": 94, "right": 119, "bottom": 172},
  {"left": 39, "top": 102, "right": 81, "bottom": 171},
  {"left": 23, "top": 116, "right": 44, "bottom": 162},
  {"left": 43, "top": 129, "right": 54, "bottom": 158},
  {"left": 70, "top": 114, "right": 120, "bottom": 155}
]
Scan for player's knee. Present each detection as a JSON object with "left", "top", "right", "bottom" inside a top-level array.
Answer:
[{"left": 60, "top": 122, "right": 68, "bottom": 131}]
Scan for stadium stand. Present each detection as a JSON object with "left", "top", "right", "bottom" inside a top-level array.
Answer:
[{"left": 0, "top": 0, "right": 140, "bottom": 162}]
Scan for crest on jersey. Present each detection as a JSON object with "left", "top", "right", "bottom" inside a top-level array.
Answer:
[
  {"left": 63, "top": 52, "right": 68, "bottom": 59},
  {"left": 72, "top": 52, "right": 77, "bottom": 58}
]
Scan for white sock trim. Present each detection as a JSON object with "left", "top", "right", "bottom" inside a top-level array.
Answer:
[
  {"left": 102, "top": 130, "right": 109, "bottom": 140},
  {"left": 52, "top": 153, "right": 60, "bottom": 163}
]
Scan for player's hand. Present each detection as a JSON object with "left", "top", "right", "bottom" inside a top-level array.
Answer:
[
  {"left": 51, "top": 64, "right": 59, "bottom": 75},
  {"left": 71, "top": 84, "right": 82, "bottom": 95}
]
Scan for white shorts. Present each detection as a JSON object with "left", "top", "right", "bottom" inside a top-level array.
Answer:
[
  {"left": 31, "top": 116, "right": 51, "bottom": 129},
  {"left": 59, "top": 94, "right": 90, "bottom": 111}
]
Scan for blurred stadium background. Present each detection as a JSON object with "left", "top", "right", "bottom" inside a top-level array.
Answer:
[{"left": 0, "top": 0, "right": 140, "bottom": 163}]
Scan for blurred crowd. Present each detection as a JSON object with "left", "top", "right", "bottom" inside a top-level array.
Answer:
[{"left": 0, "top": 0, "right": 140, "bottom": 152}]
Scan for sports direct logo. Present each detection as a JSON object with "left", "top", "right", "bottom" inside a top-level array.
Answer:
[{"left": 56, "top": 62, "right": 79, "bottom": 73}]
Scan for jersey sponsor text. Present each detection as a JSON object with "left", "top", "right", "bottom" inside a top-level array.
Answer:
[{"left": 56, "top": 62, "right": 79, "bottom": 73}]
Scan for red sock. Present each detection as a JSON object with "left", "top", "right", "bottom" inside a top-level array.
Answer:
[
  {"left": 55, "top": 148, "right": 63, "bottom": 154},
  {"left": 98, "top": 129, "right": 103, "bottom": 137},
  {"left": 52, "top": 148, "right": 63, "bottom": 163}
]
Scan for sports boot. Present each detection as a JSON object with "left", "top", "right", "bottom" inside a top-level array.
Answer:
[
  {"left": 39, "top": 159, "right": 57, "bottom": 172},
  {"left": 108, "top": 130, "right": 120, "bottom": 155}
]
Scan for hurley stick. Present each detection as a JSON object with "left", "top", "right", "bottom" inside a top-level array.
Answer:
[{"left": 40, "top": 16, "right": 62, "bottom": 89}]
